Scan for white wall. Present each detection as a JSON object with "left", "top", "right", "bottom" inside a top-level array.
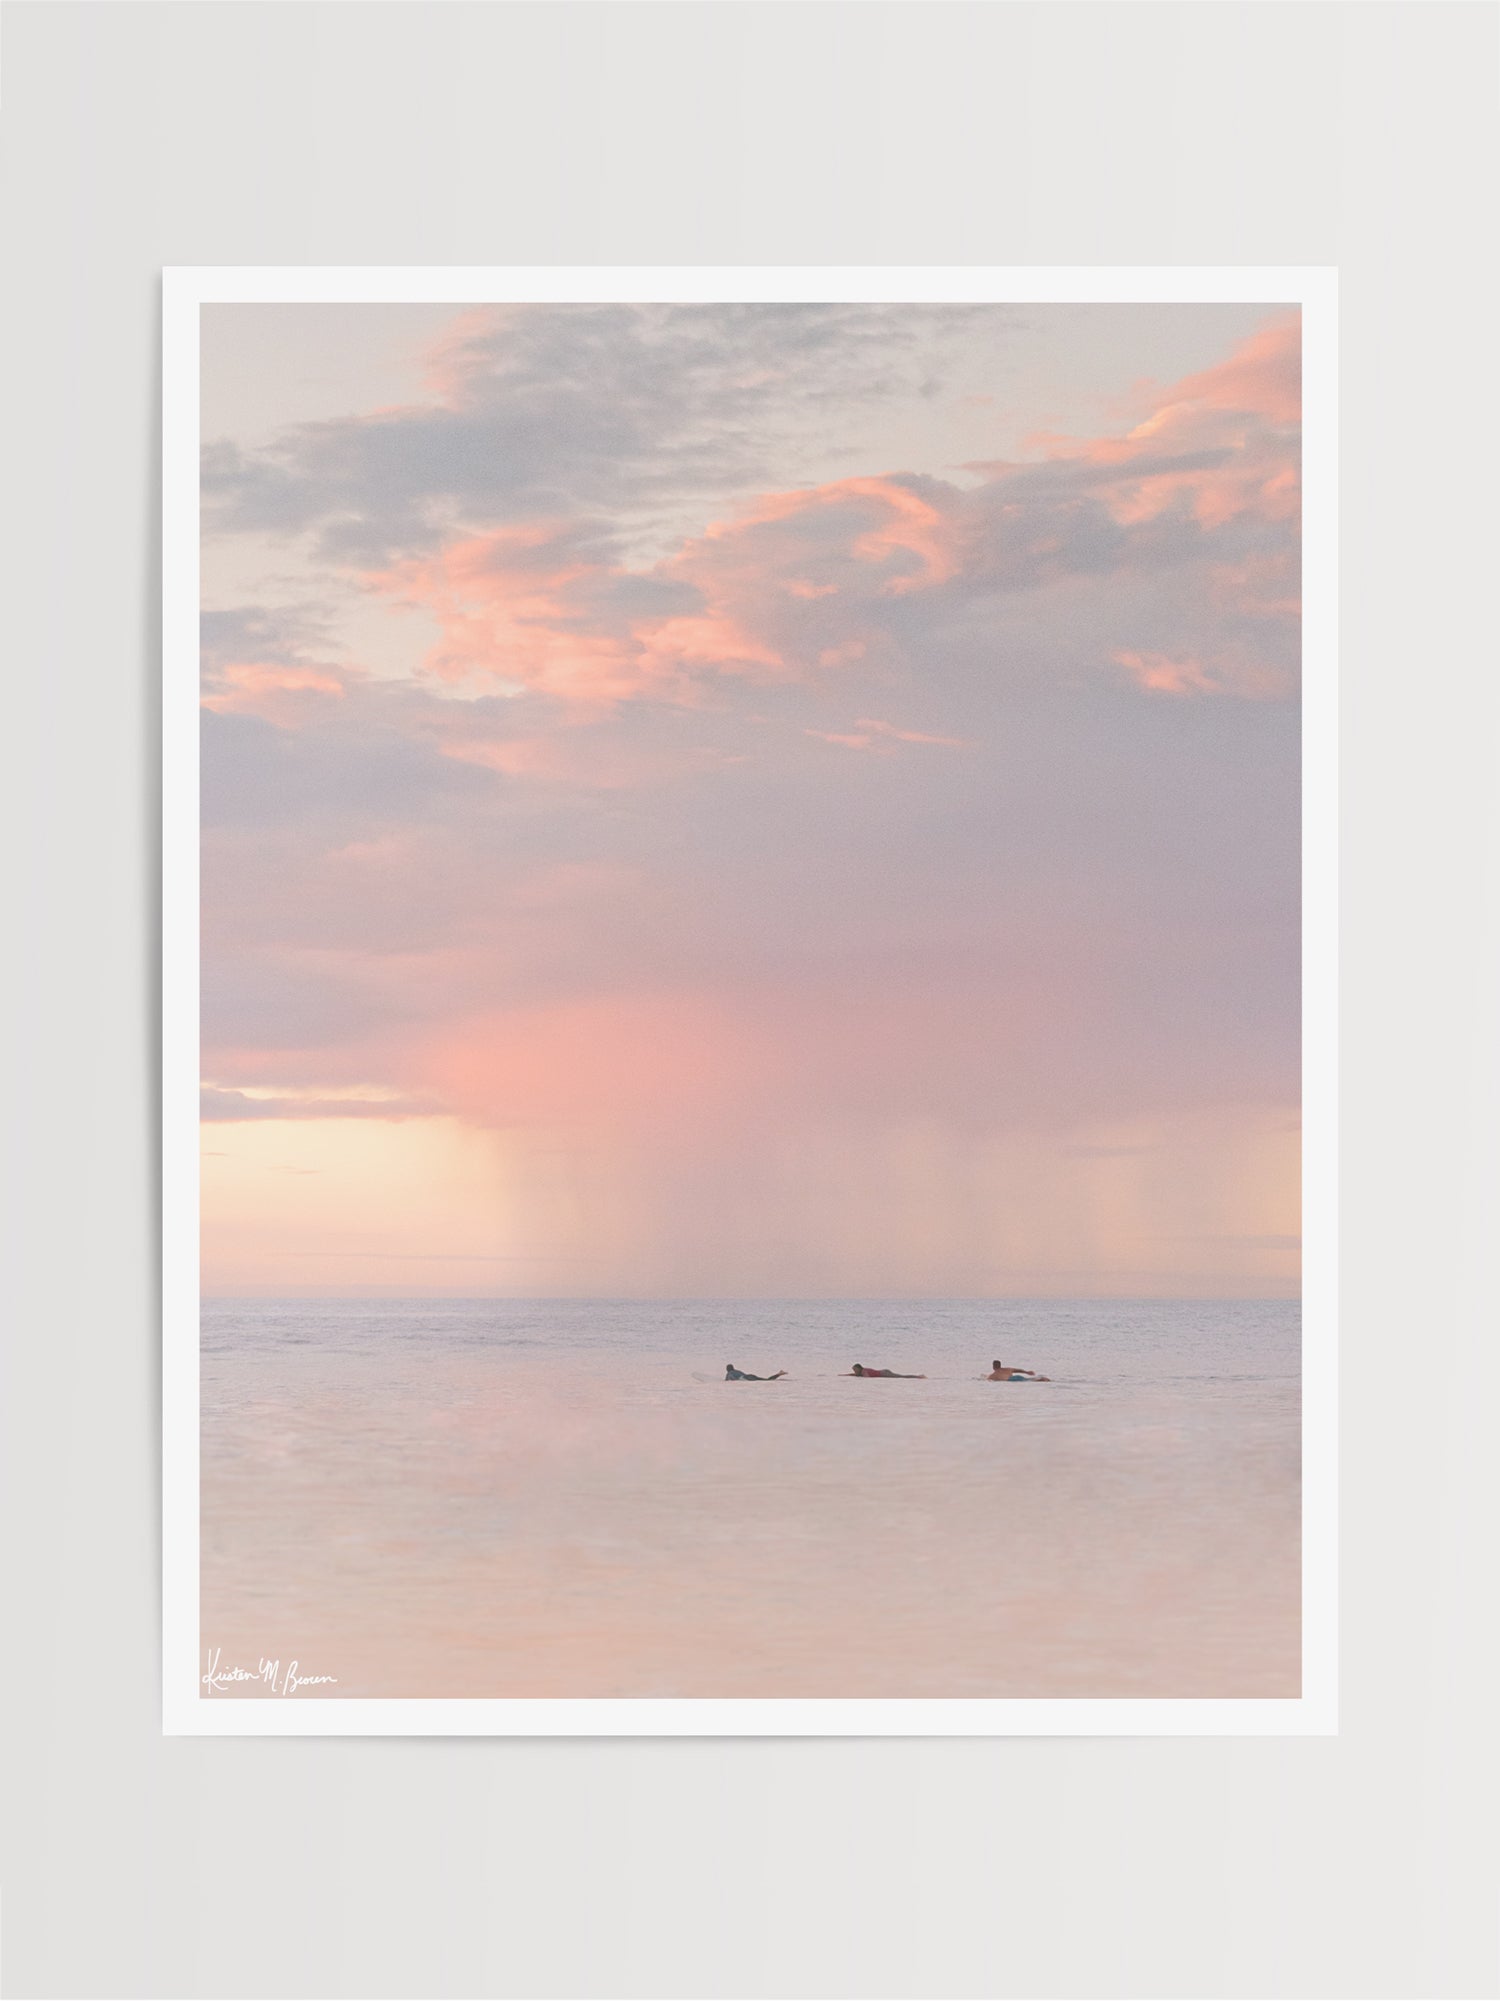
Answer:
[{"left": 2, "top": 4, "right": 1497, "bottom": 1996}]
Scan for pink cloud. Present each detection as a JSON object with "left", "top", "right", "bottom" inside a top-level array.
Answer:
[
  {"left": 340, "top": 317, "right": 1302, "bottom": 738},
  {"left": 1088, "top": 321, "right": 1299, "bottom": 530},
  {"left": 1112, "top": 648, "right": 1290, "bottom": 700},
  {"left": 821, "top": 475, "right": 957, "bottom": 595},
  {"left": 1169, "top": 318, "right": 1301, "bottom": 425},
  {"left": 675, "top": 474, "right": 957, "bottom": 614},
  {"left": 1112, "top": 651, "right": 1220, "bottom": 696},
  {"left": 807, "top": 717, "right": 973, "bottom": 752},
  {"left": 978, "top": 319, "right": 1301, "bottom": 536},
  {"left": 370, "top": 520, "right": 796, "bottom": 708},
  {"left": 419, "top": 305, "right": 508, "bottom": 403},
  {"left": 441, "top": 731, "right": 745, "bottom": 789},
  {"left": 202, "top": 661, "right": 347, "bottom": 724},
  {"left": 367, "top": 475, "right": 963, "bottom": 712},
  {"left": 370, "top": 525, "right": 703, "bottom": 706},
  {"left": 1210, "top": 549, "right": 1301, "bottom": 621}
]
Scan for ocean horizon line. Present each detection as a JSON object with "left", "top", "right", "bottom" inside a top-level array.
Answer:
[{"left": 200, "top": 1290, "right": 1301, "bottom": 1306}]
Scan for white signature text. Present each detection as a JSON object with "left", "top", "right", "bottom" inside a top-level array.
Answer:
[{"left": 203, "top": 1647, "right": 338, "bottom": 1695}]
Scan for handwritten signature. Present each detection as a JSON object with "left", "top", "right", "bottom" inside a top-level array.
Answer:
[{"left": 203, "top": 1647, "right": 338, "bottom": 1695}]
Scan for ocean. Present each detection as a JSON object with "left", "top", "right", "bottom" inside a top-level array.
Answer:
[{"left": 200, "top": 1296, "right": 1301, "bottom": 1699}]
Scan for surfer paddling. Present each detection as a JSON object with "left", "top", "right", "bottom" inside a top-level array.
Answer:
[
  {"left": 846, "top": 1363, "right": 926, "bottom": 1378},
  {"left": 725, "top": 1364, "right": 787, "bottom": 1381},
  {"left": 985, "top": 1360, "right": 1050, "bottom": 1381}
]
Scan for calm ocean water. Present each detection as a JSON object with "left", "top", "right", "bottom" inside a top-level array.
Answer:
[{"left": 201, "top": 1296, "right": 1300, "bottom": 1698}]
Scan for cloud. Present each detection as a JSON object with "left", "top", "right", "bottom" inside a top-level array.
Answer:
[
  {"left": 1112, "top": 649, "right": 1250, "bottom": 697},
  {"left": 201, "top": 698, "right": 496, "bottom": 831},
  {"left": 328, "top": 321, "right": 1301, "bottom": 716},
  {"left": 1166, "top": 318, "right": 1301, "bottom": 425},
  {"left": 368, "top": 520, "right": 771, "bottom": 707},
  {"left": 200, "top": 603, "right": 356, "bottom": 724},
  {"left": 201, "top": 603, "right": 333, "bottom": 669},
  {"left": 202, "top": 302, "right": 1025, "bottom": 565},
  {"left": 362, "top": 472, "right": 967, "bottom": 709},
  {"left": 201, "top": 1085, "right": 443, "bottom": 1121},
  {"left": 203, "top": 661, "right": 347, "bottom": 720},
  {"left": 198, "top": 308, "right": 1302, "bottom": 1291},
  {"left": 807, "top": 718, "right": 972, "bottom": 751}
]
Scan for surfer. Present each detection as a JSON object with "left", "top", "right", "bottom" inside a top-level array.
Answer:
[
  {"left": 724, "top": 1364, "right": 787, "bottom": 1381},
  {"left": 985, "top": 1360, "right": 1050, "bottom": 1381},
  {"left": 847, "top": 1363, "right": 927, "bottom": 1378}
]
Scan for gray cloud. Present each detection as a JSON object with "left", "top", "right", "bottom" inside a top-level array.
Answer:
[
  {"left": 201, "top": 603, "right": 337, "bottom": 671},
  {"left": 199, "top": 604, "right": 1299, "bottom": 1122},
  {"left": 202, "top": 302, "right": 1025, "bottom": 564},
  {"left": 201, "top": 1087, "right": 443, "bottom": 1121},
  {"left": 201, "top": 701, "right": 497, "bottom": 832},
  {"left": 198, "top": 308, "right": 1301, "bottom": 1152}
]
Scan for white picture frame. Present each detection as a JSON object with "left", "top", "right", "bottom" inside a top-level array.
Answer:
[{"left": 164, "top": 265, "right": 1337, "bottom": 1737}]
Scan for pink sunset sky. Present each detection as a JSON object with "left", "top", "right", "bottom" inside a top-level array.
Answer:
[{"left": 199, "top": 301, "right": 1301, "bottom": 1297}]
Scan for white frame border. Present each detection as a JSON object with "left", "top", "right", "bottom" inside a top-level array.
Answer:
[{"left": 164, "top": 266, "right": 1336, "bottom": 1737}]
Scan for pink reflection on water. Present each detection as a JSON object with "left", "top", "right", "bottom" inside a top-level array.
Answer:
[{"left": 202, "top": 1315, "right": 1300, "bottom": 1699}]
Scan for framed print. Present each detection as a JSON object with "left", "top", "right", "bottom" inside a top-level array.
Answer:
[{"left": 163, "top": 266, "right": 1336, "bottom": 1734}]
